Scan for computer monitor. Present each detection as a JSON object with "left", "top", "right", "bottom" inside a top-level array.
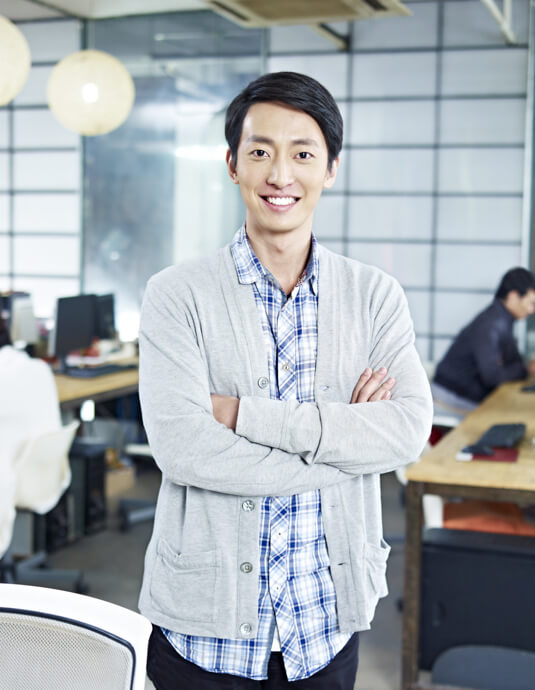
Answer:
[
  {"left": 95, "top": 294, "right": 115, "bottom": 340},
  {"left": 49, "top": 294, "right": 96, "bottom": 369},
  {"left": 9, "top": 295, "right": 38, "bottom": 346}
]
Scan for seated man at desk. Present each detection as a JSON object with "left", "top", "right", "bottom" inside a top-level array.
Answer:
[
  {"left": 0, "top": 317, "right": 61, "bottom": 556},
  {"left": 432, "top": 267, "right": 535, "bottom": 418}
]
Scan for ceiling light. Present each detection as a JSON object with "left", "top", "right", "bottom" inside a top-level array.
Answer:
[
  {"left": 47, "top": 49, "right": 135, "bottom": 136},
  {"left": 0, "top": 16, "right": 31, "bottom": 106}
]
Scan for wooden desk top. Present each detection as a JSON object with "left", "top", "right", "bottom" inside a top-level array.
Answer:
[
  {"left": 55, "top": 366, "right": 139, "bottom": 408},
  {"left": 406, "top": 381, "right": 535, "bottom": 491}
]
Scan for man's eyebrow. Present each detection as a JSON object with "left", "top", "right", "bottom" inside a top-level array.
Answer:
[{"left": 244, "top": 135, "right": 320, "bottom": 147}]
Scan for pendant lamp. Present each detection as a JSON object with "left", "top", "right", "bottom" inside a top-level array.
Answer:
[
  {"left": 0, "top": 16, "right": 31, "bottom": 106},
  {"left": 47, "top": 49, "right": 135, "bottom": 136}
]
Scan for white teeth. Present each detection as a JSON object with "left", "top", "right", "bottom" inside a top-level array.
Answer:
[{"left": 265, "top": 196, "right": 296, "bottom": 206}]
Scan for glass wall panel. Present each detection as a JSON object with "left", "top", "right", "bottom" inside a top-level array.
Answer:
[
  {"left": 14, "top": 151, "right": 80, "bottom": 191},
  {"left": 14, "top": 110, "right": 79, "bottom": 149},
  {"left": 405, "top": 289, "right": 431, "bottom": 334},
  {"left": 0, "top": 235, "right": 9, "bottom": 273},
  {"left": 441, "top": 49, "right": 528, "bottom": 96},
  {"left": 349, "top": 149, "right": 435, "bottom": 193},
  {"left": 313, "top": 195, "right": 345, "bottom": 240},
  {"left": 350, "top": 100, "right": 435, "bottom": 146},
  {"left": 435, "top": 244, "right": 521, "bottom": 291},
  {"left": 347, "top": 241, "right": 432, "bottom": 288},
  {"left": 267, "top": 55, "right": 348, "bottom": 99},
  {"left": 436, "top": 197, "right": 523, "bottom": 242},
  {"left": 348, "top": 196, "right": 433, "bottom": 240},
  {"left": 438, "top": 148, "right": 524, "bottom": 194},
  {"left": 14, "top": 194, "right": 80, "bottom": 233},
  {"left": 352, "top": 52, "right": 437, "bottom": 98},
  {"left": 0, "top": 155, "right": 8, "bottom": 190},
  {"left": 0, "top": 111, "right": 8, "bottom": 148},
  {"left": 443, "top": 0, "right": 530, "bottom": 47},
  {"left": 352, "top": 1, "right": 438, "bottom": 49},
  {"left": 19, "top": 20, "right": 80, "bottom": 62},
  {"left": 13, "top": 65, "right": 52, "bottom": 106},
  {"left": 269, "top": 23, "right": 348, "bottom": 53},
  {"left": 14, "top": 236, "right": 80, "bottom": 276},
  {"left": 440, "top": 98, "right": 525, "bottom": 145},
  {"left": 0, "top": 196, "right": 8, "bottom": 232},
  {"left": 13, "top": 276, "right": 81, "bottom": 319}
]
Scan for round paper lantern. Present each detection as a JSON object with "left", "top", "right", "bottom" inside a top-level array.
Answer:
[
  {"left": 47, "top": 49, "right": 135, "bottom": 136},
  {"left": 0, "top": 16, "right": 31, "bottom": 106}
]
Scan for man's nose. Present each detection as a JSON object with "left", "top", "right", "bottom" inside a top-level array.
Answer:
[{"left": 266, "top": 158, "right": 294, "bottom": 188}]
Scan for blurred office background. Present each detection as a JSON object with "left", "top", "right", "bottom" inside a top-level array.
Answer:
[{"left": 0, "top": 0, "right": 533, "bottom": 361}]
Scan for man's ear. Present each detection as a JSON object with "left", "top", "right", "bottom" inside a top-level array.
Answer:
[
  {"left": 323, "top": 157, "right": 339, "bottom": 190},
  {"left": 226, "top": 149, "right": 239, "bottom": 184}
]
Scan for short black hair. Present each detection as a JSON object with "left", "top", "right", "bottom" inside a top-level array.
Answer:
[
  {"left": 225, "top": 71, "right": 343, "bottom": 171},
  {"left": 495, "top": 267, "right": 535, "bottom": 300},
  {"left": 0, "top": 317, "right": 11, "bottom": 348}
]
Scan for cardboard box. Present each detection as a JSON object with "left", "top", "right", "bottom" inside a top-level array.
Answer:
[{"left": 105, "top": 464, "right": 135, "bottom": 498}]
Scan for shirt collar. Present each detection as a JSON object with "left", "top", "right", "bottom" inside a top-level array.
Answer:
[{"left": 230, "top": 225, "right": 319, "bottom": 295}]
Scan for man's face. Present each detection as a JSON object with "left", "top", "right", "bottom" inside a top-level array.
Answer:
[
  {"left": 226, "top": 102, "right": 338, "bottom": 239},
  {"left": 506, "top": 289, "right": 535, "bottom": 319}
]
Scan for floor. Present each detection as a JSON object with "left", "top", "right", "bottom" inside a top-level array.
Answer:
[{"left": 49, "top": 467, "right": 407, "bottom": 690}]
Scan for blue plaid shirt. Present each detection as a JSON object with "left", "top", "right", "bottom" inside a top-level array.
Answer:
[{"left": 164, "top": 226, "right": 350, "bottom": 680}]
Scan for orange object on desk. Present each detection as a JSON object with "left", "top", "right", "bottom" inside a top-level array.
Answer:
[
  {"left": 444, "top": 499, "right": 535, "bottom": 536},
  {"left": 471, "top": 447, "right": 518, "bottom": 462}
]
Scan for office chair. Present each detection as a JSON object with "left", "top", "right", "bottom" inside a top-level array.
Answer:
[
  {"left": 1, "top": 421, "right": 87, "bottom": 592},
  {"left": 431, "top": 645, "right": 535, "bottom": 690},
  {"left": 0, "top": 583, "right": 152, "bottom": 690}
]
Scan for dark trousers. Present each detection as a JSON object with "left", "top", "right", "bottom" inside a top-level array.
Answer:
[{"left": 147, "top": 625, "right": 359, "bottom": 689}]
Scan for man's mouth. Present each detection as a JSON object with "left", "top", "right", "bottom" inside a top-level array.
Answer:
[{"left": 262, "top": 196, "right": 299, "bottom": 207}]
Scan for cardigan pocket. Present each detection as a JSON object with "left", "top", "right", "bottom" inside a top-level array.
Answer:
[
  {"left": 150, "top": 538, "right": 219, "bottom": 623},
  {"left": 363, "top": 538, "right": 390, "bottom": 603}
]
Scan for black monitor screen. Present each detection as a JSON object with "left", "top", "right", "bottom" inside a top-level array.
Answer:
[
  {"left": 95, "top": 293, "right": 115, "bottom": 340},
  {"left": 52, "top": 294, "right": 96, "bottom": 359}
]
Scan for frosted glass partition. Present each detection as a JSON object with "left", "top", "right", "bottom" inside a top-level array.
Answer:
[
  {"left": 19, "top": 20, "right": 80, "bottom": 62},
  {"left": 440, "top": 99, "right": 525, "bottom": 146},
  {"left": 347, "top": 242, "right": 432, "bottom": 288},
  {"left": 0, "top": 111, "right": 8, "bottom": 148},
  {"left": 0, "top": 155, "right": 8, "bottom": 190},
  {"left": 0, "top": 235, "right": 9, "bottom": 273},
  {"left": 14, "top": 152, "right": 80, "bottom": 191},
  {"left": 438, "top": 148, "right": 524, "bottom": 194},
  {"left": 352, "top": 1, "right": 438, "bottom": 49},
  {"left": 350, "top": 100, "right": 435, "bottom": 146},
  {"left": 404, "top": 290, "right": 431, "bottom": 334},
  {"left": 441, "top": 49, "right": 528, "bottom": 96},
  {"left": 313, "top": 195, "right": 345, "bottom": 239},
  {"left": 13, "top": 276, "right": 81, "bottom": 319},
  {"left": 14, "top": 236, "right": 80, "bottom": 276},
  {"left": 349, "top": 149, "right": 435, "bottom": 193},
  {"left": 269, "top": 23, "right": 348, "bottom": 53},
  {"left": 443, "top": 0, "right": 530, "bottom": 46},
  {"left": 267, "top": 54, "right": 348, "bottom": 99},
  {"left": 14, "top": 110, "right": 79, "bottom": 149},
  {"left": 13, "top": 66, "right": 53, "bottom": 106},
  {"left": 351, "top": 52, "right": 437, "bottom": 98},
  {"left": 348, "top": 196, "right": 434, "bottom": 240},
  {"left": 14, "top": 194, "right": 80, "bottom": 233},
  {"left": 435, "top": 244, "right": 521, "bottom": 290},
  {"left": 437, "top": 197, "right": 523, "bottom": 242},
  {"left": 0, "top": 196, "right": 8, "bottom": 232}
]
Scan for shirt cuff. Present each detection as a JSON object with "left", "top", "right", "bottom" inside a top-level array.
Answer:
[{"left": 235, "top": 396, "right": 287, "bottom": 449}]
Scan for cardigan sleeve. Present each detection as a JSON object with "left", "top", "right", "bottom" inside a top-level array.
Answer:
[
  {"left": 139, "top": 276, "right": 352, "bottom": 497},
  {"left": 235, "top": 278, "right": 433, "bottom": 476}
]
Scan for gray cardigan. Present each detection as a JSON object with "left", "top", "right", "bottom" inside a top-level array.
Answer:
[{"left": 138, "top": 243, "right": 432, "bottom": 640}]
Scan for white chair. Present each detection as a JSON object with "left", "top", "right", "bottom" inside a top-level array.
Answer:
[
  {"left": 1, "top": 421, "right": 87, "bottom": 591},
  {"left": 0, "top": 583, "right": 152, "bottom": 690}
]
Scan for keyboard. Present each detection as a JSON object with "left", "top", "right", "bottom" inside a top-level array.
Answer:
[
  {"left": 64, "top": 363, "right": 137, "bottom": 378},
  {"left": 462, "top": 423, "right": 526, "bottom": 455}
]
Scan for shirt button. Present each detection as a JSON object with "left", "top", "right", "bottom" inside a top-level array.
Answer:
[
  {"left": 257, "top": 376, "right": 269, "bottom": 389},
  {"left": 242, "top": 500, "right": 255, "bottom": 512},
  {"left": 240, "top": 561, "right": 253, "bottom": 574},
  {"left": 281, "top": 362, "right": 291, "bottom": 372},
  {"left": 240, "top": 623, "right": 252, "bottom": 637}
]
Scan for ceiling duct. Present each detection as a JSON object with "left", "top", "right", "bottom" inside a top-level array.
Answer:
[{"left": 205, "top": 0, "right": 411, "bottom": 27}]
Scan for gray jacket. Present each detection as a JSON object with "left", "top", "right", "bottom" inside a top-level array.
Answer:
[{"left": 138, "top": 243, "right": 432, "bottom": 639}]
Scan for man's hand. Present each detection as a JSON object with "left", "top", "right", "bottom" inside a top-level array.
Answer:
[
  {"left": 211, "top": 394, "right": 240, "bottom": 430},
  {"left": 350, "top": 367, "right": 395, "bottom": 403}
]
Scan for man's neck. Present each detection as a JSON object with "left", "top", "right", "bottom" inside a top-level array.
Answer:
[{"left": 246, "top": 225, "right": 312, "bottom": 296}]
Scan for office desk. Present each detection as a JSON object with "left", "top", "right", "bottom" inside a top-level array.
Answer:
[
  {"left": 55, "top": 366, "right": 139, "bottom": 410},
  {"left": 401, "top": 381, "right": 535, "bottom": 690}
]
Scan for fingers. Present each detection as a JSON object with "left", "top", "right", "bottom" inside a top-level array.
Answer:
[{"left": 350, "top": 367, "right": 395, "bottom": 403}]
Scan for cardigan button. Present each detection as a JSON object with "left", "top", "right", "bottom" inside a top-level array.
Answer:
[
  {"left": 240, "top": 623, "right": 252, "bottom": 636},
  {"left": 257, "top": 376, "right": 269, "bottom": 389},
  {"left": 242, "top": 500, "right": 255, "bottom": 512},
  {"left": 240, "top": 562, "right": 253, "bottom": 574}
]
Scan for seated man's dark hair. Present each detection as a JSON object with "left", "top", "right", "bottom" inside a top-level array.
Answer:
[
  {"left": 495, "top": 267, "right": 535, "bottom": 300},
  {"left": 225, "top": 71, "right": 343, "bottom": 172},
  {"left": 0, "top": 317, "right": 12, "bottom": 348}
]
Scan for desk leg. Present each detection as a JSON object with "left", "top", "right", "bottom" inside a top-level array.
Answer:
[{"left": 402, "top": 481, "right": 424, "bottom": 690}]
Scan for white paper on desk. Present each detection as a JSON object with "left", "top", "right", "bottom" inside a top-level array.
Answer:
[
  {"left": 456, "top": 451, "right": 473, "bottom": 462},
  {"left": 66, "top": 342, "right": 136, "bottom": 367}
]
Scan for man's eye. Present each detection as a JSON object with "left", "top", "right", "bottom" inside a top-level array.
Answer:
[
  {"left": 296, "top": 152, "right": 312, "bottom": 160},
  {"left": 252, "top": 149, "right": 267, "bottom": 157}
]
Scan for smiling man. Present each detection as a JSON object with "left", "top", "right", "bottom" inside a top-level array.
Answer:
[{"left": 139, "top": 72, "right": 432, "bottom": 689}]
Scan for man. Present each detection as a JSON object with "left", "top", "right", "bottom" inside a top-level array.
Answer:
[
  {"left": 138, "top": 71, "right": 432, "bottom": 689},
  {"left": 433, "top": 267, "right": 535, "bottom": 416}
]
